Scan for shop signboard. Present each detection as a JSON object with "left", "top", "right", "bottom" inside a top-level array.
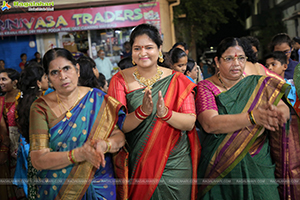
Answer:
[{"left": 0, "top": 2, "right": 161, "bottom": 36}]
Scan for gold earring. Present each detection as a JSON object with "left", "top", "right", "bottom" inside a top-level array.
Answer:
[
  {"left": 159, "top": 52, "right": 164, "bottom": 63},
  {"left": 39, "top": 85, "right": 42, "bottom": 91},
  {"left": 132, "top": 60, "right": 136, "bottom": 65},
  {"left": 13, "top": 85, "right": 17, "bottom": 89}
]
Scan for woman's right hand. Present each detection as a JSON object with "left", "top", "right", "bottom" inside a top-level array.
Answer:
[
  {"left": 76, "top": 140, "right": 103, "bottom": 169},
  {"left": 141, "top": 88, "right": 153, "bottom": 115}
]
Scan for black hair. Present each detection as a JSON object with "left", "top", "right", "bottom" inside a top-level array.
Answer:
[
  {"left": 77, "top": 56, "right": 100, "bottom": 88},
  {"left": 184, "top": 58, "right": 196, "bottom": 75},
  {"left": 171, "top": 42, "right": 188, "bottom": 51},
  {"left": 240, "top": 37, "right": 257, "bottom": 63},
  {"left": 269, "top": 33, "right": 293, "bottom": 51},
  {"left": 293, "top": 37, "right": 300, "bottom": 44},
  {"left": 130, "top": 23, "right": 163, "bottom": 49},
  {"left": 43, "top": 48, "right": 77, "bottom": 75},
  {"left": 169, "top": 48, "right": 187, "bottom": 64},
  {"left": 16, "top": 63, "right": 45, "bottom": 143},
  {"left": 118, "top": 56, "right": 133, "bottom": 70},
  {"left": 215, "top": 37, "right": 246, "bottom": 61},
  {"left": 34, "top": 52, "right": 40, "bottom": 56},
  {"left": 245, "top": 36, "right": 260, "bottom": 52},
  {"left": 130, "top": 23, "right": 167, "bottom": 66},
  {"left": 98, "top": 73, "right": 106, "bottom": 89},
  {"left": 0, "top": 59, "right": 5, "bottom": 63},
  {"left": 20, "top": 53, "right": 26, "bottom": 58},
  {"left": 0, "top": 68, "right": 20, "bottom": 82},
  {"left": 264, "top": 51, "right": 287, "bottom": 65}
]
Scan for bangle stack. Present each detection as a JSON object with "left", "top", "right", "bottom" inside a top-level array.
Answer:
[
  {"left": 248, "top": 111, "right": 256, "bottom": 125},
  {"left": 68, "top": 149, "right": 78, "bottom": 164},
  {"left": 156, "top": 106, "right": 172, "bottom": 121},
  {"left": 0, "top": 145, "right": 9, "bottom": 152},
  {"left": 134, "top": 105, "right": 150, "bottom": 121},
  {"left": 103, "top": 139, "right": 112, "bottom": 154}
]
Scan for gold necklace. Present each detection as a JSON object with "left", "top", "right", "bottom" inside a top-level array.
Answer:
[
  {"left": 133, "top": 66, "right": 163, "bottom": 92},
  {"left": 56, "top": 91, "right": 80, "bottom": 119},
  {"left": 4, "top": 91, "right": 20, "bottom": 115},
  {"left": 217, "top": 72, "right": 244, "bottom": 90}
]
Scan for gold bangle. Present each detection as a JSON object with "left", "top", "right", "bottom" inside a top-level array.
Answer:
[
  {"left": 71, "top": 149, "right": 78, "bottom": 163},
  {"left": 103, "top": 139, "right": 111, "bottom": 154}
]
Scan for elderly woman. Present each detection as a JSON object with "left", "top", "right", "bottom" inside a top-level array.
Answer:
[
  {"left": 29, "top": 48, "right": 126, "bottom": 200},
  {"left": 108, "top": 23, "right": 200, "bottom": 200},
  {"left": 196, "top": 37, "right": 299, "bottom": 199}
]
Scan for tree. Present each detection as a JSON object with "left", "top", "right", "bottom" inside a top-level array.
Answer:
[{"left": 174, "top": 0, "right": 238, "bottom": 50}]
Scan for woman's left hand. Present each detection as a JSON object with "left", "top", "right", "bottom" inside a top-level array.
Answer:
[
  {"left": 93, "top": 140, "right": 107, "bottom": 167},
  {"left": 156, "top": 91, "right": 167, "bottom": 117}
]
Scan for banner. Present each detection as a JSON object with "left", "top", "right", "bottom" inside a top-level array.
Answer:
[{"left": 0, "top": 2, "right": 161, "bottom": 36}]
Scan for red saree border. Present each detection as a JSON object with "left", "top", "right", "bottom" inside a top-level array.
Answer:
[
  {"left": 55, "top": 93, "right": 123, "bottom": 200},
  {"left": 129, "top": 72, "right": 200, "bottom": 200}
]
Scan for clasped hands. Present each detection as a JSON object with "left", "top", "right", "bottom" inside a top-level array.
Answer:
[
  {"left": 252, "top": 103, "right": 287, "bottom": 131},
  {"left": 78, "top": 139, "right": 108, "bottom": 169},
  {"left": 141, "top": 88, "right": 167, "bottom": 117}
]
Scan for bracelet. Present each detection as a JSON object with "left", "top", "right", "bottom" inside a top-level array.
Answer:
[
  {"left": 103, "top": 139, "right": 112, "bottom": 154},
  {"left": 134, "top": 105, "right": 150, "bottom": 121},
  {"left": 248, "top": 111, "right": 256, "bottom": 125},
  {"left": 0, "top": 146, "right": 9, "bottom": 151},
  {"left": 71, "top": 149, "right": 78, "bottom": 164},
  {"left": 156, "top": 106, "right": 172, "bottom": 121},
  {"left": 67, "top": 150, "right": 74, "bottom": 164}
]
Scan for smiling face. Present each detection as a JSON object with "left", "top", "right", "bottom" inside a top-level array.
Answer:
[
  {"left": 0, "top": 72, "right": 16, "bottom": 93},
  {"left": 48, "top": 57, "right": 80, "bottom": 95},
  {"left": 131, "top": 34, "right": 160, "bottom": 69},
  {"left": 172, "top": 56, "right": 188, "bottom": 73},
  {"left": 215, "top": 45, "right": 246, "bottom": 81}
]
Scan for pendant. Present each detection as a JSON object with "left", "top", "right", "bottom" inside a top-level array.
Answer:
[{"left": 66, "top": 111, "right": 72, "bottom": 119}]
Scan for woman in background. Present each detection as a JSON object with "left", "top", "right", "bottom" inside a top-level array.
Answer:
[
  {"left": 169, "top": 48, "right": 188, "bottom": 73},
  {"left": 14, "top": 63, "right": 48, "bottom": 199},
  {"left": 185, "top": 58, "right": 199, "bottom": 83},
  {"left": 0, "top": 69, "right": 26, "bottom": 199}
]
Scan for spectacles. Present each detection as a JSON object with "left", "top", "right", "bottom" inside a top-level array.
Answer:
[
  {"left": 283, "top": 48, "right": 292, "bottom": 55},
  {"left": 221, "top": 56, "right": 248, "bottom": 63}
]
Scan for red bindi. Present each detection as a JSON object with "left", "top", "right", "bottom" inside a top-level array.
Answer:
[{"left": 234, "top": 52, "right": 237, "bottom": 57}]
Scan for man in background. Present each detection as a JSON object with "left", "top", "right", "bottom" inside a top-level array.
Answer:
[
  {"left": 94, "top": 49, "right": 113, "bottom": 82},
  {"left": 292, "top": 37, "right": 300, "bottom": 62}
]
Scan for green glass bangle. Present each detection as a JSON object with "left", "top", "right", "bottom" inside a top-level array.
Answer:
[{"left": 248, "top": 111, "right": 256, "bottom": 125}]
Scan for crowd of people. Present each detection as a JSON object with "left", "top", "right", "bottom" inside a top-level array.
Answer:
[{"left": 0, "top": 23, "right": 300, "bottom": 200}]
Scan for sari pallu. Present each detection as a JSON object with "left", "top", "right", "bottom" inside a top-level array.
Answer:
[
  {"left": 198, "top": 75, "right": 300, "bottom": 200},
  {"left": 110, "top": 72, "right": 201, "bottom": 200},
  {"left": 30, "top": 88, "right": 125, "bottom": 200}
]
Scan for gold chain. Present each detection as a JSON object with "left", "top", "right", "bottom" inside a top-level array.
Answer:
[
  {"left": 217, "top": 72, "right": 244, "bottom": 90},
  {"left": 56, "top": 90, "right": 80, "bottom": 119},
  {"left": 217, "top": 72, "right": 228, "bottom": 90},
  {"left": 133, "top": 66, "right": 163, "bottom": 92},
  {"left": 4, "top": 91, "right": 20, "bottom": 115}
]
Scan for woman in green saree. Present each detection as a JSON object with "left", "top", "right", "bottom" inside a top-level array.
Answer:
[
  {"left": 196, "top": 37, "right": 297, "bottom": 199},
  {"left": 108, "top": 23, "right": 200, "bottom": 200},
  {"left": 29, "top": 48, "right": 126, "bottom": 200}
]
